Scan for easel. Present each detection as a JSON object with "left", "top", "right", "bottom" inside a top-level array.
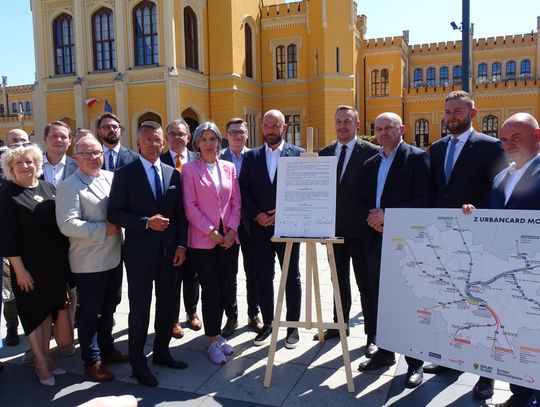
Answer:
[{"left": 263, "top": 128, "right": 355, "bottom": 393}]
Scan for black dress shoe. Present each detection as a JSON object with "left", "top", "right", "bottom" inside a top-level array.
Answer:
[
  {"left": 423, "top": 363, "right": 453, "bottom": 374},
  {"left": 365, "top": 342, "right": 378, "bottom": 359},
  {"left": 313, "top": 328, "right": 350, "bottom": 341},
  {"left": 358, "top": 350, "right": 396, "bottom": 371},
  {"left": 153, "top": 354, "right": 188, "bottom": 369},
  {"left": 221, "top": 318, "right": 238, "bottom": 338},
  {"left": 405, "top": 368, "right": 424, "bottom": 388},
  {"left": 4, "top": 327, "right": 19, "bottom": 346},
  {"left": 132, "top": 367, "right": 158, "bottom": 387},
  {"left": 474, "top": 376, "right": 495, "bottom": 399}
]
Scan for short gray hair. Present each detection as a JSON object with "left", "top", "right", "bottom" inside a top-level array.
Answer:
[
  {"left": 192, "top": 121, "right": 223, "bottom": 155},
  {"left": 0, "top": 144, "right": 44, "bottom": 181}
]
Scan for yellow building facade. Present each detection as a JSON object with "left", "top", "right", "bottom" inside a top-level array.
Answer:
[{"left": 1, "top": 1, "right": 538, "bottom": 149}]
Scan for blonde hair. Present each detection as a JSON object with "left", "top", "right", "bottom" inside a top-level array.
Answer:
[{"left": 0, "top": 144, "right": 44, "bottom": 181}]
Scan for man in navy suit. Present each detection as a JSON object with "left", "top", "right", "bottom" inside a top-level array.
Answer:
[
  {"left": 239, "top": 109, "right": 304, "bottom": 348},
  {"left": 356, "top": 112, "right": 432, "bottom": 388},
  {"left": 467, "top": 113, "right": 540, "bottom": 407},
  {"left": 108, "top": 121, "right": 188, "bottom": 387},
  {"left": 427, "top": 90, "right": 508, "bottom": 399},
  {"left": 317, "top": 106, "right": 379, "bottom": 350},
  {"left": 161, "top": 118, "right": 200, "bottom": 338},
  {"left": 96, "top": 113, "right": 138, "bottom": 171}
]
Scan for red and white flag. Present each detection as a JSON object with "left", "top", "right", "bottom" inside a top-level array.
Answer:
[{"left": 85, "top": 98, "right": 100, "bottom": 108}]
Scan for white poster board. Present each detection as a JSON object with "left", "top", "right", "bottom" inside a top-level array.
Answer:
[
  {"left": 378, "top": 208, "right": 540, "bottom": 390},
  {"left": 274, "top": 155, "right": 337, "bottom": 238}
]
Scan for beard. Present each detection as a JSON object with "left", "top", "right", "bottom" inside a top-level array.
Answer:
[
  {"left": 263, "top": 132, "right": 283, "bottom": 147},
  {"left": 446, "top": 118, "right": 472, "bottom": 135},
  {"left": 102, "top": 133, "right": 120, "bottom": 145}
]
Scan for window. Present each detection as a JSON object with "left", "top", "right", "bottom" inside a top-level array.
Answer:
[
  {"left": 276, "top": 45, "right": 285, "bottom": 79},
  {"left": 414, "top": 119, "right": 429, "bottom": 147},
  {"left": 287, "top": 44, "right": 297, "bottom": 78},
  {"left": 440, "top": 119, "right": 449, "bottom": 138},
  {"left": 482, "top": 115, "right": 498, "bottom": 137},
  {"left": 285, "top": 114, "right": 301, "bottom": 146},
  {"left": 246, "top": 113, "right": 258, "bottom": 147},
  {"left": 134, "top": 1, "right": 159, "bottom": 66},
  {"left": 492, "top": 62, "right": 501, "bottom": 82},
  {"left": 477, "top": 63, "right": 487, "bottom": 83},
  {"left": 12, "top": 103, "right": 17, "bottom": 113},
  {"left": 371, "top": 70, "right": 379, "bottom": 96},
  {"left": 520, "top": 59, "right": 531, "bottom": 78},
  {"left": 440, "top": 66, "right": 449, "bottom": 85},
  {"left": 426, "top": 67, "right": 436, "bottom": 87},
  {"left": 413, "top": 68, "right": 422, "bottom": 87},
  {"left": 0, "top": 104, "right": 4, "bottom": 115},
  {"left": 25, "top": 101, "right": 32, "bottom": 113},
  {"left": 506, "top": 60, "right": 516, "bottom": 80},
  {"left": 370, "top": 123, "right": 375, "bottom": 136},
  {"left": 53, "top": 13, "right": 76, "bottom": 75},
  {"left": 381, "top": 68, "right": 389, "bottom": 96},
  {"left": 336, "top": 47, "right": 340, "bottom": 73},
  {"left": 93, "top": 8, "right": 115, "bottom": 71},
  {"left": 452, "top": 65, "right": 462, "bottom": 85},
  {"left": 244, "top": 23, "right": 253, "bottom": 78},
  {"left": 184, "top": 7, "right": 198, "bottom": 70}
]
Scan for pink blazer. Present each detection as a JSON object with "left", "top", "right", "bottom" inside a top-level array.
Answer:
[{"left": 182, "top": 158, "right": 241, "bottom": 249}]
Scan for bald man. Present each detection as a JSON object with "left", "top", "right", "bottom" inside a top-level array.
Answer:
[{"left": 6, "top": 128, "right": 29, "bottom": 147}]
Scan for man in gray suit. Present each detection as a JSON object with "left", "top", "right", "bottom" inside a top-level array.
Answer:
[{"left": 56, "top": 135, "right": 128, "bottom": 382}]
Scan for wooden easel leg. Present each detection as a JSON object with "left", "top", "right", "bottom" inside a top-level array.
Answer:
[
  {"left": 312, "top": 243, "right": 324, "bottom": 342},
  {"left": 305, "top": 242, "right": 313, "bottom": 329},
  {"left": 327, "top": 243, "right": 355, "bottom": 392},
  {"left": 264, "top": 241, "right": 293, "bottom": 388}
]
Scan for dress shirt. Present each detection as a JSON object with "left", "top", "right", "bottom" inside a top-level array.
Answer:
[
  {"left": 103, "top": 144, "right": 121, "bottom": 171},
  {"left": 229, "top": 147, "right": 247, "bottom": 174},
  {"left": 444, "top": 128, "right": 473, "bottom": 171},
  {"left": 376, "top": 141, "right": 402, "bottom": 208},
  {"left": 335, "top": 137, "right": 357, "bottom": 182},
  {"left": 139, "top": 156, "right": 163, "bottom": 199},
  {"left": 265, "top": 139, "right": 284, "bottom": 182},
  {"left": 42, "top": 153, "right": 67, "bottom": 186},
  {"left": 169, "top": 150, "right": 188, "bottom": 166},
  {"left": 502, "top": 155, "right": 539, "bottom": 204}
]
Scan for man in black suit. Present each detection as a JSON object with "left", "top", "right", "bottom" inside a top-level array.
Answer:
[
  {"left": 108, "top": 121, "right": 188, "bottom": 387},
  {"left": 317, "top": 105, "right": 379, "bottom": 351},
  {"left": 427, "top": 90, "right": 508, "bottom": 399},
  {"left": 466, "top": 113, "right": 540, "bottom": 407},
  {"left": 357, "top": 112, "right": 432, "bottom": 388},
  {"left": 239, "top": 109, "right": 304, "bottom": 348},
  {"left": 96, "top": 113, "right": 138, "bottom": 171},
  {"left": 161, "top": 118, "right": 200, "bottom": 338}
]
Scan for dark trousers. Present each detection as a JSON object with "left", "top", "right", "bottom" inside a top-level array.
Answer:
[
  {"left": 173, "top": 254, "right": 200, "bottom": 320},
  {"left": 189, "top": 244, "right": 239, "bottom": 337},
  {"left": 125, "top": 258, "right": 176, "bottom": 370},
  {"left": 509, "top": 384, "right": 538, "bottom": 406},
  {"left": 224, "top": 223, "right": 259, "bottom": 319},
  {"left": 73, "top": 263, "right": 123, "bottom": 367},
  {"left": 253, "top": 236, "right": 301, "bottom": 325}
]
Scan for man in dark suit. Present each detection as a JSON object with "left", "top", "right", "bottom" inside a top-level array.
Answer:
[
  {"left": 317, "top": 105, "right": 379, "bottom": 351},
  {"left": 96, "top": 113, "right": 138, "bottom": 171},
  {"left": 108, "top": 121, "right": 188, "bottom": 387},
  {"left": 41, "top": 121, "right": 78, "bottom": 186},
  {"left": 161, "top": 118, "right": 201, "bottom": 339},
  {"left": 357, "top": 112, "right": 432, "bottom": 388},
  {"left": 239, "top": 109, "right": 304, "bottom": 348},
  {"left": 427, "top": 90, "right": 508, "bottom": 399},
  {"left": 467, "top": 113, "right": 540, "bottom": 407}
]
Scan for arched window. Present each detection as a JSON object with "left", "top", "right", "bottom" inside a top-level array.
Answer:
[
  {"left": 133, "top": 1, "right": 159, "bottom": 66},
  {"left": 439, "top": 66, "right": 449, "bottom": 85},
  {"left": 287, "top": 44, "right": 297, "bottom": 78},
  {"left": 492, "top": 62, "right": 501, "bottom": 82},
  {"left": 276, "top": 45, "right": 285, "bottom": 79},
  {"left": 477, "top": 63, "right": 487, "bottom": 83},
  {"left": 12, "top": 102, "right": 17, "bottom": 113},
  {"left": 441, "top": 119, "right": 449, "bottom": 138},
  {"left": 25, "top": 101, "right": 32, "bottom": 113},
  {"left": 413, "top": 68, "right": 423, "bottom": 87},
  {"left": 426, "top": 67, "right": 436, "bottom": 86},
  {"left": 520, "top": 59, "right": 531, "bottom": 77},
  {"left": 53, "top": 13, "right": 76, "bottom": 74},
  {"left": 414, "top": 119, "right": 429, "bottom": 147},
  {"left": 244, "top": 23, "right": 253, "bottom": 78},
  {"left": 137, "top": 112, "right": 162, "bottom": 128},
  {"left": 0, "top": 104, "right": 4, "bottom": 115},
  {"left": 452, "top": 65, "right": 462, "bottom": 85},
  {"left": 184, "top": 7, "right": 198, "bottom": 70},
  {"left": 482, "top": 115, "right": 498, "bottom": 137},
  {"left": 381, "top": 68, "right": 389, "bottom": 96},
  {"left": 93, "top": 8, "right": 115, "bottom": 71},
  {"left": 371, "top": 70, "right": 380, "bottom": 96},
  {"left": 506, "top": 60, "right": 516, "bottom": 80}
]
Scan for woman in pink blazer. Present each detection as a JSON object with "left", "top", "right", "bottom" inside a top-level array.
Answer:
[{"left": 182, "top": 121, "right": 241, "bottom": 365}]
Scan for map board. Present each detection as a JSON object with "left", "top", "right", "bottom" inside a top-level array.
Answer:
[{"left": 378, "top": 208, "right": 540, "bottom": 390}]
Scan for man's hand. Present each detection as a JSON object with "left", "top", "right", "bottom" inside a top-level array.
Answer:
[
  {"left": 148, "top": 214, "right": 170, "bottom": 231},
  {"left": 172, "top": 247, "right": 186, "bottom": 266},
  {"left": 255, "top": 209, "right": 276, "bottom": 227},
  {"left": 105, "top": 221, "right": 120, "bottom": 236},
  {"left": 462, "top": 204, "right": 476, "bottom": 215},
  {"left": 367, "top": 208, "right": 385, "bottom": 233}
]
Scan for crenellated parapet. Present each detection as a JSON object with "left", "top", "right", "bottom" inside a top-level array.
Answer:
[
  {"left": 474, "top": 34, "right": 537, "bottom": 49},
  {"left": 262, "top": 1, "right": 305, "bottom": 18},
  {"left": 0, "top": 84, "right": 35, "bottom": 95},
  {"left": 410, "top": 41, "right": 462, "bottom": 54},
  {"left": 364, "top": 36, "right": 405, "bottom": 48}
]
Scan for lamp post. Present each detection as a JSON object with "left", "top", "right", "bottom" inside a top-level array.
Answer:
[{"left": 450, "top": 0, "right": 471, "bottom": 92}]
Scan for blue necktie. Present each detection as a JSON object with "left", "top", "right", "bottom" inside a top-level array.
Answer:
[
  {"left": 152, "top": 165, "right": 163, "bottom": 201},
  {"left": 108, "top": 150, "right": 115, "bottom": 171},
  {"left": 444, "top": 138, "right": 459, "bottom": 184}
]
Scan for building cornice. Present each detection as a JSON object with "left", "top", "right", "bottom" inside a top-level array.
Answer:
[{"left": 262, "top": 14, "right": 307, "bottom": 31}]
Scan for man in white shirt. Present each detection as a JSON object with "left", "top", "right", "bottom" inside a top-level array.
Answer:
[{"left": 41, "top": 121, "right": 77, "bottom": 186}]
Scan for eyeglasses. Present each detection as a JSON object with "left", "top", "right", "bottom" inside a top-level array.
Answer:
[
  {"left": 76, "top": 151, "right": 103, "bottom": 159},
  {"left": 227, "top": 130, "right": 247, "bottom": 137},
  {"left": 168, "top": 131, "right": 189, "bottom": 138},
  {"left": 99, "top": 124, "right": 121, "bottom": 131},
  {"left": 8, "top": 142, "right": 33, "bottom": 149}
]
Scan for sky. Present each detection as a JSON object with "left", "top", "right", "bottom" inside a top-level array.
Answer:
[{"left": 0, "top": 1, "right": 538, "bottom": 86}]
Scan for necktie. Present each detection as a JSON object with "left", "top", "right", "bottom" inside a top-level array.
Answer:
[
  {"left": 337, "top": 144, "right": 347, "bottom": 182},
  {"left": 444, "top": 138, "right": 459, "bottom": 184},
  {"left": 152, "top": 165, "right": 163, "bottom": 201},
  {"left": 175, "top": 154, "right": 182, "bottom": 172},
  {"left": 108, "top": 150, "right": 115, "bottom": 171}
]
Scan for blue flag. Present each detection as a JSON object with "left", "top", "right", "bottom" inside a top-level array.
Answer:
[{"left": 104, "top": 100, "right": 113, "bottom": 113}]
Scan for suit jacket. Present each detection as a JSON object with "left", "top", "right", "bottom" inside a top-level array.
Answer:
[
  {"left": 39, "top": 154, "right": 78, "bottom": 183},
  {"left": 220, "top": 147, "right": 250, "bottom": 231},
  {"left": 319, "top": 138, "right": 379, "bottom": 238},
  {"left": 101, "top": 144, "right": 138, "bottom": 171},
  {"left": 430, "top": 130, "right": 507, "bottom": 208},
  {"left": 489, "top": 156, "right": 540, "bottom": 210},
  {"left": 107, "top": 158, "right": 187, "bottom": 264},
  {"left": 182, "top": 159, "right": 241, "bottom": 249},
  {"left": 239, "top": 142, "right": 304, "bottom": 237},
  {"left": 160, "top": 149, "right": 197, "bottom": 168},
  {"left": 56, "top": 169, "right": 121, "bottom": 273}
]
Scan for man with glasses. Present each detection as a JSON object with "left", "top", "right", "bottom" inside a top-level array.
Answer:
[
  {"left": 56, "top": 135, "right": 129, "bottom": 382},
  {"left": 161, "top": 119, "right": 200, "bottom": 339},
  {"left": 96, "top": 113, "right": 138, "bottom": 171}
]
